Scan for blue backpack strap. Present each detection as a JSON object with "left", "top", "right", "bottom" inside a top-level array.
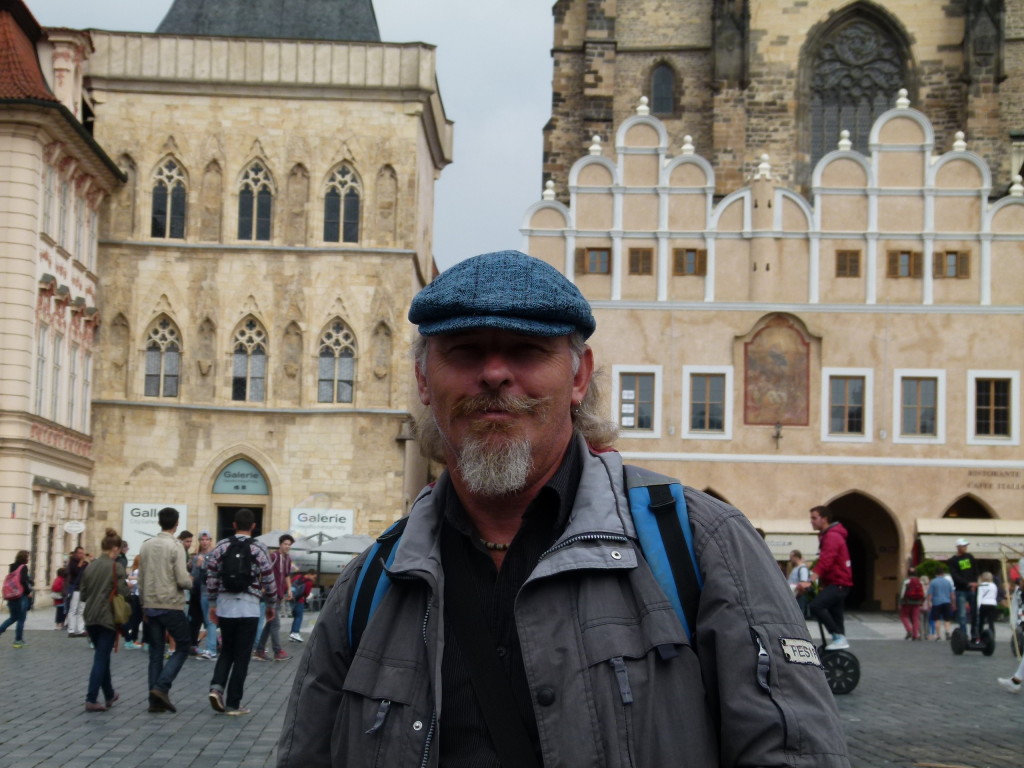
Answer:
[
  {"left": 348, "top": 516, "right": 409, "bottom": 650},
  {"left": 625, "top": 465, "right": 703, "bottom": 642}
]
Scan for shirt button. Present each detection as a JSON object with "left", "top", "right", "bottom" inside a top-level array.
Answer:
[
  {"left": 496, "top": 646, "right": 507, "bottom": 658},
  {"left": 536, "top": 686, "right": 556, "bottom": 706}
]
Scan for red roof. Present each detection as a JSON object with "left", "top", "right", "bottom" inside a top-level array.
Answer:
[{"left": 0, "top": 6, "right": 58, "bottom": 102}]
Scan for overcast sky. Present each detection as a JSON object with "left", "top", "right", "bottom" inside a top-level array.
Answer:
[{"left": 29, "top": 0, "right": 554, "bottom": 270}]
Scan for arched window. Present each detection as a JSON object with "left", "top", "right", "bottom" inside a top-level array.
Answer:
[
  {"left": 807, "top": 15, "right": 907, "bottom": 168},
  {"left": 144, "top": 316, "right": 181, "bottom": 397},
  {"left": 318, "top": 320, "right": 356, "bottom": 403},
  {"left": 151, "top": 159, "right": 187, "bottom": 239},
  {"left": 323, "top": 166, "right": 361, "bottom": 243},
  {"left": 238, "top": 163, "right": 274, "bottom": 241},
  {"left": 651, "top": 64, "right": 675, "bottom": 115},
  {"left": 232, "top": 318, "right": 267, "bottom": 402}
]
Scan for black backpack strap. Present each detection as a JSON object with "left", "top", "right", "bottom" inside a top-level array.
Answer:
[{"left": 348, "top": 517, "right": 409, "bottom": 651}]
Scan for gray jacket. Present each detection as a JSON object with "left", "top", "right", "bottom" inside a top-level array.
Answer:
[{"left": 279, "top": 440, "right": 849, "bottom": 767}]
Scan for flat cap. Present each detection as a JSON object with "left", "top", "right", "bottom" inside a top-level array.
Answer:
[{"left": 409, "top": 250, "right": 596, "bottom": 339}]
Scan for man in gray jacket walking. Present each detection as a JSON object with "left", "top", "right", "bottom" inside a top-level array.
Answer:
[{"left": 278, "top": 250, "right": 849, "bottom": 767}]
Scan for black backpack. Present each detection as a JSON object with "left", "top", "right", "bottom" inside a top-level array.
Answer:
[{"left": 220, "top": 536, "right": 255, "bottom": 593}]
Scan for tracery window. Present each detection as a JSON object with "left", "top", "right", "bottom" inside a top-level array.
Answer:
[
  {"left": 323, "top": 166, "right": 362, "bottom": 243},
  {"left": 151, "top": 159, "right": 187, "bottom": 239},
  {"left": 238, "top": 163, "right": 274, "bottom": 241},
  {"left": 144, "top": 316, "right": 181, "bottom": 397},
  {"left": 809, "top": 18, "right": 906, "bottom": 168},
  {"left": 651, "top": 64, "right": 675, "bottom": 115},
  {"left": 232, "top": 319, "right": 267, "bottom": 402},
  {"left": 318, "top": 320, "right": 356, "bottom": 403}
]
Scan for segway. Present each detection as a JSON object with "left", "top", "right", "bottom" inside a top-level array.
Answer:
[
  {"left": 950, "top": 598, "right": 995, "bottom": 656},
  {"left": 817, "top": 622, "right": 860, "bottom": 695}
]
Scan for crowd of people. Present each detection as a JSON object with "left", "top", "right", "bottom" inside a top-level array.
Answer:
[{"left": 1, "top": 507, "right": 318, "bottom": 714}]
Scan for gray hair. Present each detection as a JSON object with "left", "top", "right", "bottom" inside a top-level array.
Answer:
[{"left": 412, "top": 332, "right": 618, "bottom": 457}]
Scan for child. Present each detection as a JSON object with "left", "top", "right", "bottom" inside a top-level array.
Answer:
[
  {"left": 51, "top": 568, "right": 67, "bottom": 630},
  {"left": 977, "top": 571, "right": 999, "bottom": 641}
]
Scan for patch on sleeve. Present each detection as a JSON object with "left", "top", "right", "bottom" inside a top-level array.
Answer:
[{"left": 778, "top": 637, "right": 822, "bottom": 667}]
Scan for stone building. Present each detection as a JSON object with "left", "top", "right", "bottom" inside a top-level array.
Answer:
[
  {"left": 523, "top": 95, "right": 1024, "bottom": 611},
  {"left": 544, "top": 0, "right": 1024, "bottom": 199},
  {"left": 78, "top": 0, "right": 451, "bottom": 560},
  {"left": 0, "top": 0, "right": 122, "bottom": 583}
]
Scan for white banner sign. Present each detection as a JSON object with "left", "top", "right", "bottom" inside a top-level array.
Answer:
[
  {"left": 290, "top": 508, "right": 354, "bottom": 538},
  {"left": 122, "top": 504, "right": 188, "bottom": 559}
]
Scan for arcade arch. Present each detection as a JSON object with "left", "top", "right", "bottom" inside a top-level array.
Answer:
[{"left": 825, "top": 491, "right": 901, "bottom": 611}]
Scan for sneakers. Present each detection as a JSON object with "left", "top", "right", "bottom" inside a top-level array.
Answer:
[
  {"left": 274, "top": 649, "right": 291, "bottom": 662},
  {"left": 998, "top": 677, "right": 1022, "bottom": 694},
  {"left": 824, "top": 634, "right": 850, "bottom": 651},
  {"left": 252, "top": 649, "right": 269, "bottom": 662},
  {"left": 12, "top": 640, "right": 26, "bottom": 648},
  {"left": 124, "top": 641, "right": 138, "bottom": 650},
  {"left": 105, "top": 692, "right": 120, "bottom": 709},
  {"left": 198, "top": 651, "right": 217, "bottom": 660},
  {"left": 289, "top": 632, "right": 304, "bottom": 643},
  {"left": 208, "top": 688, "right": 226, "bottom": 713},
  {"left": 84, "top": 702, "right": 107, "bottom": 712},
  {"left": 224, "top": 707, "right": 251, "bottom": 716},
  {"left": 149, "top": 688, "right": 177, "bottom": 713}
]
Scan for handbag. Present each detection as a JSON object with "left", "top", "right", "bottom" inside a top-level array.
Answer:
[{"left": 110, "top": 561, "right": 131, "bottom": 625}]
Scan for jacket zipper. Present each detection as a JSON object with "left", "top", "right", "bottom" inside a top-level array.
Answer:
[
  {"left": 539, "top": 532, "right": 630, "bottom": 559},
  {"left": 419, "top": 599, "right": 436, "bottom": 768}
]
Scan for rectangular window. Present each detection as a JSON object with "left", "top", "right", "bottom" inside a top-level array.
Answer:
[
  {"left": 619, "top": 372, "right": 655, "bottom": 430},
  {"left": 58, "top": 184, "right": 69, "bottom": 246},
  {"left": 35, "top": 325, "right": 48, "bottom": 416},
  {"left": 81, "top": 353, "right": 92, "bottom": 434},
  {"left": 835, "top": 250, "right": 861, "bottom": 278},
  {"left": 75, "top": 198, "right": 84, "bottom": 257},
  {"left": 342, "top": 190, "right": 360, "bottom": 243},
  {"left": 42, "top": 167, "right": 54, "bottom": 234},
  {"left": 829, "top": 376, "right": 865, "bottom": 434},
  {"left": 975, "top": 378, "right": 1011, "bottom": 437},
  {"left": 628, "top": 248, "right": 653, "bottom": 275},
  {"left": 575, "top": 248, "right": 610, "bottom": 275},
  {"left": 933, "top": 251, "right": 970, "bottom": 279},
  {"left": 68, "top": 345, "right": 78, "bottom": 427},
  {"left": 145, "top": 348, "right": 162, "bottom": 397},
  {"left": 89, "top": 212, "right": 98, "bottom": 270},
  {"left": 901, "top": 377, "right": 937, "bottom": 436},
  {"left": 887, "top": 250, "right": 923, "bottom": 278},
  {"left": 255, "top": 190, "right": 272, "bottom": 241},
  {"left": 51, "top": 334, "right": 63, "bottom": 420},
  {"left": 690, "top": 373, "right": 725, "bottom": 431},
  {"left": 672, "top": 248, "right": 707, "bottom": 276}
]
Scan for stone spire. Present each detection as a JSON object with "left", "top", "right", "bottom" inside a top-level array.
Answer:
[{"left": 157, "top": 0, "right": 380, "bottom": 42}]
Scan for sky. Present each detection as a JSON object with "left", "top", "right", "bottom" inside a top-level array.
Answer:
[{"left": 28, "top": 0, "right": 555, "bottom": 271}]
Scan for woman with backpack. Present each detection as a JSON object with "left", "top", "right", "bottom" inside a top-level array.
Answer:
[
  {"left": 899, "top": 566, "right": 926, "bottom": 640},
  {"left": 1, "top": 550, "right": 33, "bottom": 648}
]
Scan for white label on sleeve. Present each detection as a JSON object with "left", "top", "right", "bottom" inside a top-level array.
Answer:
[{"left": 778, "top": 637, "right": 822, "bottom": 667}]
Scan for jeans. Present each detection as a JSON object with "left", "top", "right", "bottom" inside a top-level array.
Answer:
[
  {"left": 290, "top": 601, "right": 305, "bottom": 635},
  {"left": 955, "top": 590, "right": 978, "bottom": 638},
  {"left": 199, "top": 594, "right": 218, "bottom": 655},
  {"left": 127, "top": 595, "right": 143, "bottom": 643},
  {"left": 144, "top": 610, "right": 192, "bottom": 692},
  {"left": 66, "top": 590, "right": 85, "bottom": 634},
  {"left": 55, "top": 602, "right": 66, "bottom": 627},
  {"left": 85, "top": 625, "right": 116, "bottom": 703},
  {"left": 253, "top": 604, "right": 266, "bottom": 650},
  {"left": 212, "top": 616, "right": 259, "bottom": 709},
  {"left": 810, "top": 584, "right": 849, "bottom": 636},
  {"left": 256, "top": 599, "right": 282, "bottom": 653},
  {"left": 1, "top": 596, "right": 29, "bottom": 641}
]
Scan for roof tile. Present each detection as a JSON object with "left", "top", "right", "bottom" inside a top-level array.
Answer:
[{"left": 0, "top": 9, "right": 57, "bottom": 102}]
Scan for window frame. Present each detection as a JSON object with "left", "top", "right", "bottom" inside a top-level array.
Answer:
[
  {"left": 238, "top": 163, "right": 274, "bottom": 242},
  {"left": 967, "top": 370, "right": 1020, "bottom": 446},
  {"left": 317, "top": 320, "right": 358, "bottom": 404},
  {"left": 323, "top": 165, "right": 362, "bottom": 244},
  {"left": 34, "top": 324, "right": 48, "bottom": 416},
  {"left": 681, "top": 365, "right": 733, "bottom": 440},
  {"left": 628, "top": 247, "right": 653, "bottom": 276},
  {"left": 672, "top": 247, "right": 707, "bottom": 276},
  {"left": 612, "top": 365, "right": 662, "bottom": 438},
  {"left": 50, "top": 332, "right": 63, "bottom": 421},
  {"left": 821, "top": 367, "right": 873, "bottom": 443},
  {"left": 150, "top": 159, "right": 187, "bottom": 240},
  {"left": 650, "top": 63, "right": 675, "bottom": 116},
  {"left": 886, "top": 250, "right": 923, "bottom": 278},
  {"left": 575, "top": 247, "right": 611, "bottom": 275},
  {"left": 933, "top": 250, "right": 970, "bottom": 279},
  {"left": 231, "top": 319, "right": 268, "bottom": 402},
  {"left": 835, "top": 249, "right": 861, "bottom": 278},
  {"left": 892, "top": 368, "right": 946, "bottom": 444}
]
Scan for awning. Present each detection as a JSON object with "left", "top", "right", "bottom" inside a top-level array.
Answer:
[
  {"left": 747, "top": 518, "right": 819, "bottom": 561},
  {"left": 916, "top": 518, "right": 1024, "bottom": 561}
]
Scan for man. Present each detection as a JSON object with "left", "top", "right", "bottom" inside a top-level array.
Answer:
[
  {"left": 788, "top": 549, "right": 812, "bottom": 619},
  {"left": 278, "top": 250, "right": 848, "bottom": 768},
  {"left": 927, "top": 562, "right": 955, "bottom": 640},
  {"left": 65, "top": 547, "right": 90, "bottom": 637},
  {"left": 138, "top": 507, "right": 193, "bottom": 713},
  {"left": 947, "top": 538, "right": 979, "bottom": 640},
  {"left": 254, "top": 534, "right": 294, "bottom": 661},
  {"left": 206, "top": 508, "right": 276, "bottom": 716},
  {"left": 807, "top": 504, "right": 854, "bottom": 650}
]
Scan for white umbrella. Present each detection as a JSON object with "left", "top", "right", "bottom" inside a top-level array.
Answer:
[
  {"left": 254, "top": 530, "right": 294, "bottom": 546},
  {"left": 310, "top": 534, "right": 375, "bottom": 555}
]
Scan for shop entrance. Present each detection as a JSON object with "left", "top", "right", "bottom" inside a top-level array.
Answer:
[
  {"left": 216, "top": 506, "right": 265, "bottom": 543},
  {"left": 826, "top": 492, "right": 900, "bottom": 611}
]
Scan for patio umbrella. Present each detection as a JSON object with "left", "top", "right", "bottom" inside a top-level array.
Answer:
[
  {"left": 254, "top": 530, "right": 294, "bottom": 546},
  {"left": 310, "top": 534, "right": 375, "bottom": 555}
]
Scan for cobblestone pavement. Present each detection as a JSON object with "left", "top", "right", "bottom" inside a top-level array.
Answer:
[{"left": 1, "top": 609, "right": 1022, "bottom": 767}]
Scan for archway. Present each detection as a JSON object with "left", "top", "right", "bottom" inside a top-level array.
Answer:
[
  {"left": 826, "top": 491, "right": 901, "bottom": 611},
  {"left": 942, "top": 496, "right": 994, "bottom": 519}
]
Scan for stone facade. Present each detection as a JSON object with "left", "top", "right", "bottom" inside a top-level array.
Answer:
[
  {"left": 523, "top": 98, "right": 1024, "bottom": 610},
  {"left": 544, "top": 0, "right": 1024, "bottom": 199},
  {"left": 80, "top": 30, "right": 451, "bottom": 557}
]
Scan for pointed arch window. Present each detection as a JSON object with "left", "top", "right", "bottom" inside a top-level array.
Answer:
[
  {"left": 809, "top": 17, "right": 906, "bottom": 168},
  {"left": 323, "top": 166, "right": 362, "bottom": 243},
  {"left": 651, "top": 64, "right": 675, "bottom": 115},
  {"left": 145, "top": 316, "right": 181, "bottom": 397},
  {"left": 318, "top": 320, "right": 356, "bottom": 403},
  {"left": 232, "top": 318, "right": 267, "bottom": 402},
  {"left": 151, "top": 159, "right": 187, "bottom": 239},
  {"left": 238, "top": 163, "right": 274, "bottom": 241}
]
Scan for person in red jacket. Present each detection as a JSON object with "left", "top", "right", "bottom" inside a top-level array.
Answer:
[{"left": 807, "top": 504, "right": 854, "bottom": 650}]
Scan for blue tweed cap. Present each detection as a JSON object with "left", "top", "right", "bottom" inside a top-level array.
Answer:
[{"left": 409, "top": 250, "right": 596, "bottom": 339}]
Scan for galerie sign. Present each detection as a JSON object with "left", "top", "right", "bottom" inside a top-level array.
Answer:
[
  {"left": 122, "top": 504, "right": 188, "bottom": 558},
  {"left": 290, "top": 508, "right": 354, "bottom": 538}
]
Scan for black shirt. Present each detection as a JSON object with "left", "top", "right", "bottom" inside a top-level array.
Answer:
[{"left": 438, "top": 442, "right": 581, "bottom": 768}]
